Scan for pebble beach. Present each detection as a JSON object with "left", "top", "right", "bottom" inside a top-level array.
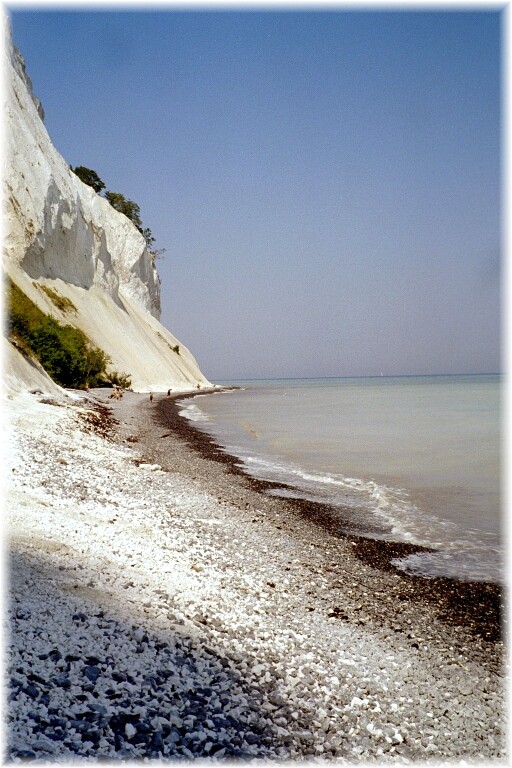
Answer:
[{"left": 5, "top": 388, "right": 507, "bottom": 762}]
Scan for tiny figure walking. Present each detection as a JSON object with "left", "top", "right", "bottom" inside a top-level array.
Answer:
[
  {"left": 149, "top": 392, "right": 153, "bottom": 402},
  {"left": 167, "top": 388, "right": 172, "bottom": 396}
]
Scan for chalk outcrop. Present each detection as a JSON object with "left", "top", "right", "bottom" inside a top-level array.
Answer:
[{"left": 3, "top": 25, "right": 210, "bottom": 393}]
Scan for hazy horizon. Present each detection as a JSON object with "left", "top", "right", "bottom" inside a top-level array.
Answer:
[
  {"left": 9, "top": 7, "right": 501, "bottom": 381},
  {"left": 210, "top": 371, "right": 501, "bottom": 383}
]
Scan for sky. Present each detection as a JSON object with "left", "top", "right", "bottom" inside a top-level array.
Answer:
[{"left": 8, "top": 5, "right": 502, "bottom": 381}]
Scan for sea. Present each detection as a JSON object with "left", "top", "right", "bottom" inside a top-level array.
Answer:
[{"left": 177, "top": 375, "right": 502, "bottom": 584}]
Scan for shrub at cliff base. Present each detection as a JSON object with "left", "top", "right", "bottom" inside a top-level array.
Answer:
[{"left": 5, "top": 277, "right": 130, "bottom": 390}]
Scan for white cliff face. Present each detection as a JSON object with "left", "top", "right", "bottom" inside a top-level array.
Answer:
[{"left": 3, "top": 24, "right": 211, "bottom": 392}]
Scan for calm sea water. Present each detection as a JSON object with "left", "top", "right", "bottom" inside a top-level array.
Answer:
[{"left": 177, "top": 375, "right": 502, "bottom": 583}]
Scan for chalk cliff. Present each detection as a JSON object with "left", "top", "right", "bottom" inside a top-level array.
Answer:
[{"left": 3, "top": 26, "right": 211, "bottom": 393}]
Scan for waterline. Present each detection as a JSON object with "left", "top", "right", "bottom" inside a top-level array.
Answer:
[{"left": 178, "top": 375, "right": 502, "bottom": 583}]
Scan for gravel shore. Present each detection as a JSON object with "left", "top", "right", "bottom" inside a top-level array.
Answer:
[{"left": 5, "top": 388, "right": 508, "bottom": 762}]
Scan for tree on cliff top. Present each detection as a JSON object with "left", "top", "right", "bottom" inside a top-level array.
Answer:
[
  {"left": 104, "top": 191, "right": 143, "bottom": 231},
  {"left": 70, "top": 161, "right": 165, "bottom": 258},
  {"left": 104, "top": 193, "right": 164, "bottom": 258},
  {"left": 71, "top": 166, "right": 105, "bottom": 194}
]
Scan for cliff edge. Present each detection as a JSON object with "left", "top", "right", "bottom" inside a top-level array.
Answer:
[{"left": 3, "top": 23, "right": 211, "bottom": 393}]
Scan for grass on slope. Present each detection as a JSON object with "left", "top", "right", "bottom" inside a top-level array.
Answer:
[{"left": 5, "top": 275, "right": 130, "bottom": 390}]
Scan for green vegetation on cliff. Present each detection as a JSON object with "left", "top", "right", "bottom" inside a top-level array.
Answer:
[
  {"left": 37, "top": 283, "right": 77, "bottom": 314},
  {"left": 70, "top": 165, "right": 164, "bottom": 259},
  {"left": 6, "top": 277, "right": 131, "bottom": 390},
  {"left": 70, "top": 166, "right": 105, "bottom": 194}
]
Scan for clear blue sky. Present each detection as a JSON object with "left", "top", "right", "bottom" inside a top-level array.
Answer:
[{"left": 9, "top": 8, "right": 501, "bottom": 380}]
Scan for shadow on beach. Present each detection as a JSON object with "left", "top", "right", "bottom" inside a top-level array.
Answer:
[{"left": 7, "top": 548, "right": 294, "bottom": 761}]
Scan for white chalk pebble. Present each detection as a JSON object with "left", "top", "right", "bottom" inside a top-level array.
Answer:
[{"left": 5, "top": 389, "right": 506, "bottom": 763}]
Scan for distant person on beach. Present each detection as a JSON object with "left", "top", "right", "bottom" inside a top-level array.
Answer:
[
  {"left": 149, "top": 392, "right": 153, "bottom": 402},
  {"left": 167, "top": 389, "right": 172, "bottom": 396}
]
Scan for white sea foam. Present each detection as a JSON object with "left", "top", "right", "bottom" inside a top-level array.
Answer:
[
  {"left": 261, "top": 458, "right": 505, "bottom": 583},
  {"left": 391, "top": 548, "right": 504, "bottom": 583},
  {"left": 178, "top": 403, "right": 210, "bottom": 422}
]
